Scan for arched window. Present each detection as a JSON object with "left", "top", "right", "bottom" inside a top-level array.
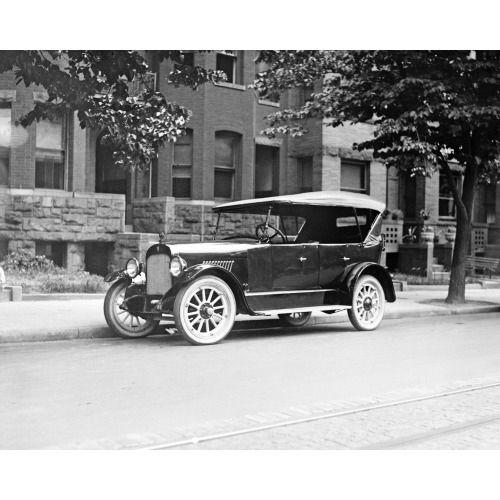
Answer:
[{"left": 215, "top": 131, "right": 240, "bottom": 200}]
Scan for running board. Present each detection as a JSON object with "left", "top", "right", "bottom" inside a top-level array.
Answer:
[{"left": 253, "top": 305, "right": 351, "bottom": 316}]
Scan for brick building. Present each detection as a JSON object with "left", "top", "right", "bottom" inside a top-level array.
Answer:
[{"left": 1, "top": 50, "right": 499, "bottom": 275}]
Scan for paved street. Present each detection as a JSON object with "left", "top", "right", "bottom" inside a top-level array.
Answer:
[
  {"left": 167, "top": 380, "right": 500, "bottom": 450},
  {"left": 2, "top": 311, "right": 500, "bottom": 449}
]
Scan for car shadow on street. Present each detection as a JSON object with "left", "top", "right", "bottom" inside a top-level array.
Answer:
[{"left": 139, "top": 322, "right": 357, "bottom": 347}]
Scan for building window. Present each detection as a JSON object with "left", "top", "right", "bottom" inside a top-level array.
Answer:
[
  {"left": 181, "top": 52, "right": 194, "bottom": 67},
  {"left": 215, "top": 131, "right": 240, "bottom": 200},
  {"left": 298, "top": 85, "right": 313, "bottom": 106},
  {"left": 255, "top": 60, "right": 279, "bottom": 103},
  {"left": 255, "top": 144, "right": 279, "bottom": 198},
  {"left": 403, "top": 173, "right": 417, "bottom": 219},
  {"left": 172, "top": 129, "right": 193, "bottom": 199},
  {"left": 95, "top": 130, "right": 127, "bottom": 194},
  {"left": 173, "top": 51, "right": 194, "bottom": 72},
  {"left": 484, "top": 184, "right": 497, "bottom": 224},
  {"left": 340, "top": 160, "right": 369, "bottom": 194},
  {"left": 0, "top": 106, "right": 11, "bottom": 185},
  {"left": 439, "top": 172, "right": 461, "bottom": 218},
  {"left": 298, "top": 156, "right": 313, "bottom": 193},
  {"left": 216, "top": 51, "right": 237, "bottom": 84},
  {"left": 476, "top": 183, "right": 496, "bottom": 224},
  {"left": 85, "top": 242, "right": 112, "bottom": 276},
  {"left": 35, "top": 119, "right": 65, "bottom": 190},
  {"left": 35, "top": 241, "right": 65, "bottom": 268}
]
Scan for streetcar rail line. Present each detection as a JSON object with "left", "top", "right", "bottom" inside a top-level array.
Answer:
[
  {"left": 360, "top": 412, "right": 500, "bottom": 450},
  {"left": 140, "top": 381, "right": 500, "bottom": 450}
]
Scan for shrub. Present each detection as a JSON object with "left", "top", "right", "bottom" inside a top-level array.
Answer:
[
  {"left": 1, "top": 251, "right": 108, "bottom": 294},
  {"left": 0, "top": 251, "right": 61, "bottom": 274}
]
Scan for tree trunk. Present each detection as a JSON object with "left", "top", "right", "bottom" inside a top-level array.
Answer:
[
  {"left": 445, "top": 157, "right": 478, "bottom": 304},
  {"left": 446, "top": 210, "right": 470, "bottom": 303}
]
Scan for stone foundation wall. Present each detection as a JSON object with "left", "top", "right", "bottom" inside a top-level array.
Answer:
[
  {"left": 110, "top": 232, "right": 159, "bottom": 270},
  {"left": 132, "top": 197, "right": 175, "bottom": 235},
  {"left": 0, "top": 189, "right": 125, "bottom": 246},
  {"left": 132, "top": 198, "right": 216, "bottom": 242},
  {"left": 173, "top": 203, "right": 215, "bottom": 241}
]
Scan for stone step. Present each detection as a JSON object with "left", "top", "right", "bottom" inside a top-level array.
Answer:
[
  {"left": 432, "top": 257, "right": 439, "bottom": 265},
  {"left": 124, "top": 225, "right": 134, "bottom": 232},
  {"left": 432, "top": 264, "right": 444, "bottom": 272}
]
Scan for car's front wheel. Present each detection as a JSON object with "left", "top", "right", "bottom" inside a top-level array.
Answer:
[
  {"left": 104, "top": 280, "right": 159, "bottom": 338},
  {"left": 174, "top": 276, "right": 236, "bottom": 345},
  {"left": 278, "top": 311, "right": 312, "bottom": 327},
  {"left": 348, "top": 275, "right": 386, "bottom": 331}
]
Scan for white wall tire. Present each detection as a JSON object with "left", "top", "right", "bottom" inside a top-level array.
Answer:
[
  {"left": 104, "top": 280, "right": 159, "bottom": 338},
  {"left": 278, "top": 311, "right": 312, "bottom": 327},
  {"left": 174, "top": 276, "right": 236, "bottom": 345},
  {"left": 348, "top": 275, "right": 386, "bottom": 331}
]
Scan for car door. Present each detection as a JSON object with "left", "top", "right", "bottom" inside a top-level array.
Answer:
[
  {"left": 271, "top": 243, "right": 319, "bottom": 291},
  {"left": 317, "top": 207, "right": 363, "bottom": 288},
  {"left": 318, "top": 244, "right": 349, "bottom": 288}
]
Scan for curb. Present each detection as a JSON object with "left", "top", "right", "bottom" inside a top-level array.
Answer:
[
  {"left": 21, "top": 293, "right": 106, "bottom": 301},
  {"left": 2, "top": 304, "right": 500, "bottom": 345}
]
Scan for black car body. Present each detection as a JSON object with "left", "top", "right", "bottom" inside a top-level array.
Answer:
[{"left": 104, "top": 191, "right": 396, "bottom": 345}]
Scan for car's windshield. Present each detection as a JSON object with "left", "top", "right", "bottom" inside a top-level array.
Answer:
[
  {"left": 213, "top": 206, "right": 307, "bottom": 243},
  {"left": 213, "top": 211, "right": 275, "bottom": 240}
]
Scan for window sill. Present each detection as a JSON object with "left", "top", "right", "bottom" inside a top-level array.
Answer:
[
  {"left": 258, "top": 99, "right": 280, "bottom": 108},
  {"left": 215, "top": 82, "right": 246, "bottom": 91},
  {"left": 33, "top": 187, "right": 66, "bottom": 194}
]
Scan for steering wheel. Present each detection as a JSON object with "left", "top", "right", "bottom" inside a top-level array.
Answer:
[{"left": 255, "top": 223, "right": 287, "bottom": 243}]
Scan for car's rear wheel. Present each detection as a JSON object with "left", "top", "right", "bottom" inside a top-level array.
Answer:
[
  {"left": 348, "top": 275, "right": 385, "bottom": 331},
  {"left": 174, "top": 276, "right": 236, "bottom": 345},
  {"left": 104, "top": 280, "right": 159, "bottom": 338},
  {"left": 278, "top": 311, "right": 312, "bottom": 327}
]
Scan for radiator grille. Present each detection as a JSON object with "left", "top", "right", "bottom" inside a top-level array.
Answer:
[{"left": 146, "top": 253, "right": 172, "bottom": 295}]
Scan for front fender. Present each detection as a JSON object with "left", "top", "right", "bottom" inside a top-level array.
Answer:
[
  {"left": 341, "top": 262, "right": 396, "bottom": 303},
  {"left": 157, "top": 264, "right": 256, "bottom": 315},
  {"left": 104, "top": 269, "right": 130, "bottom": 283}
]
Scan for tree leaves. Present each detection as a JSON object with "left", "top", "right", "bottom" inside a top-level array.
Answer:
[
  {"left": 0, "top": 50, "right": 223, "bottom": 171},
  {"left": 256, "top": 50, "right": 500, "bottom": 184}
]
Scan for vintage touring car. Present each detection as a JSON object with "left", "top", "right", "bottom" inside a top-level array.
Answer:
[{"left": 103, "top": 191, "right": 396, "bottom": 345}]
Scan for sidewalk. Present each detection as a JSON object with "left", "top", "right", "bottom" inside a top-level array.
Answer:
[{"left": 1, "top": 286, "right": 500, "bottom": 344}]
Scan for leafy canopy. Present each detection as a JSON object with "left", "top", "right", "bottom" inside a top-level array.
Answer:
[
  {"left": 255, "top": 50, "right": 500, "bottom": 184},
  {"left": 0, "top": 50, "right": 227, "bottom": 171}
]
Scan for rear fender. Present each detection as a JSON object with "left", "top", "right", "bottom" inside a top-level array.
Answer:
[
  {"left": 158, "top": 264, "right": 256, "bottom": 315},
  {"left": 341, "top": 262, "right": 396, "bottom": 303}
]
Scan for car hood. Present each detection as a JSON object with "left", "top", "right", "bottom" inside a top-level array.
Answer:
[{"left": 167, "top": 240, "right": 260, "bottom": 257}]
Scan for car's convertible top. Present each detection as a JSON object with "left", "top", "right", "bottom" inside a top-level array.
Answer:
[{"left": 214, "top": 190, "right": 386, "bottom": 213}]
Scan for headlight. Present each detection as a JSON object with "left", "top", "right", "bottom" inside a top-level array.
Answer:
[
  {"left": 170, "top": 256, "right": 186, "bottom": 277},
  {"left": 126, "top": 258, "right": 140, "bottom": 278}
]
